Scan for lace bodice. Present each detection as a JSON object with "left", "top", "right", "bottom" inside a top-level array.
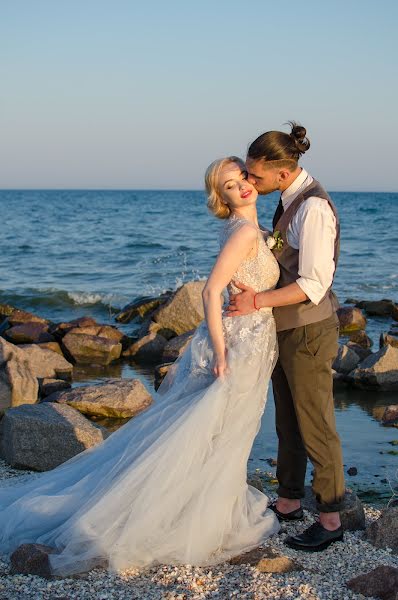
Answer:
[{"left": 220, "top": 215, "right": 280, "bottom": 314}]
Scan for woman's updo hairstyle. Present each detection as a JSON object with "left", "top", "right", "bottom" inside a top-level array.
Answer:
[
  {"left": 205, "top": 156, "right": 246, "bottom": 219},
  {"left": 248, "top": 121, "right": 310, "bottom": 169}
]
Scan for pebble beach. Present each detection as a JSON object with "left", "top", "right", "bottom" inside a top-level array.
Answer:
[{"left": 1, "top": 461, "right": 397, "bottom": 600}]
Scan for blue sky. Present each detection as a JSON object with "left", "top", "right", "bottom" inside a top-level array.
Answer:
[{"left": 1, "top": 0, "right": 397, "bottom": 190}]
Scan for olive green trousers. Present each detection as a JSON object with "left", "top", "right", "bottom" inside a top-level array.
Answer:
[{"left": 272, "top": 313, "right": 345, "bottom": 512}]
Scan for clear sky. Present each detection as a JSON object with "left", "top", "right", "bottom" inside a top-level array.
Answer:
[{"left": 1, "top": 0, "right": 397, "bottom": 191}]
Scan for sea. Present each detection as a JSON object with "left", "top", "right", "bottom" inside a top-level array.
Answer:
[{"left": 0, "top": 189, "right": 397, "bottom": 503}]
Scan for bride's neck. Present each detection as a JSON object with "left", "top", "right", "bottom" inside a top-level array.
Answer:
[{"left": 231, "top": 207, "right": 258, "bottom": 227}]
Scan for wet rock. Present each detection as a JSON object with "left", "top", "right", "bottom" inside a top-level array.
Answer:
[
  {"left": 381, "top": 333, "right": 398, "bottom": 349},
  {"left": 153, "top": 281, "right": 205, "bottom": 335},
  {"left": 347, "top": 565, "right": 398, "bottom": 600},
  {"left": 0, "top": 403, "right": 109, "bottom": 471},
  {"left": 62, "top": 332, "right": 122, "bottom": 365},
  {"left": 333, "top": 344, "right": 360, "bottom": 374},
  {"left": 382, "top": 405, "right": 398, "bottom": 425},
  {"left": 0, "top": 302, "right": 15, "bottom": 318},
  {"left": 347, "top": 466, "right": 358, "bottom": 476},
  {"left": 115, "top": 293, "right": 172, "bottom": 323},
  {"left": 162, "top": 330, "right": 194, "bottom": 363},
  {"left": 348, "top": 344, "right": 398, "bottom": 391},
  {"left": 39, "top": 378, "right": 72, "bottom": 398},
  {"left": 348, "top": 329, "right": 372, "bottom": 348},
  {"left": 4, "top": 322, "right": 55, "bottom": 344},
  {"left": 346, "top": 341, "right": 373, "bottom": 361},
  {"left": 122, "top": 332, "right": 167, "bottom": 363},
  {"left": 392, "top": 304, "right": 398, "bottom": 322},
  {"left": 337, "top": 306, "right": 367, "bottom": 334},
  {"left": 55, "top": 378, "right": 153, "bottom": 419},
  {"left": 10, "top": 543, "right": 56, "bottom": 579},
  {"left": 136, "top": 317, "right": 176, "bottom": 341},
  {"left": 69, "top": 316, "right": 99, "bottom": 328},
  {"left": 366, "top": 507, "right": 398, "bottom": 553},
  {"left": 302, "top": 486, "right": 365, "bottom": 531},
  {"left": 356, "top": 299, "right": 397, "bottom": 317},
  {"left": 154, "top": 362, "right": 173, "bottom": 390},
  {"left": 7, "top": 309, "right": 49, "bottom": 327},
  {"left": 332, "top": 369, "right": 349, "bottom": 390},
  {"left": 247, "top": 475, "right": 264, "bottom": 492}
]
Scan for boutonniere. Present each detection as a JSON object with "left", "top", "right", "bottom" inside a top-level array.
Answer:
[{"left": 266, "top": 230, "right": 284, "bottom": 251}]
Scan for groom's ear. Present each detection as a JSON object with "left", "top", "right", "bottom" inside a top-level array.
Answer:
[{"left": 278, "top": 168, "right": 292, "bottom": 183}]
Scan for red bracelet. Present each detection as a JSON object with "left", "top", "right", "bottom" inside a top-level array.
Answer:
[{"left": 253, "top": 293, "right": 259, "bottom": 310}]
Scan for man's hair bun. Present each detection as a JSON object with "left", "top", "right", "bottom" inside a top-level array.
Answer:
[{"left": 288, "top": 121, "right": 310, "bottom": 155}]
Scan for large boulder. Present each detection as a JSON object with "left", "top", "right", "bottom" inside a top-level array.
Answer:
[
  {"left": 162, "top": 331, "right": 194, "bottom": 363},
  {"left": 0, "top": 403, "right": 109, "bottom": 471},
  {"left": 332, "top": 344, "right": 360, "bottom": 374},
  {"left": 348, "top": 329, "right": 372, "bottom": 349},
  {"left": 346, "top": 341, "right": 373, "bottom": 362},
  {"left": 0, "top": 350, "right": 39, "bottom": 410},
  {"left": 381, "top": 333, "right": 398, "bottom": 349},
  {"left": 337, "top": 306, "right": 367, "bottom": 334},
  {"left": 356, "top": 299, "right": 397, "bottom": 317},
  {"left": 347, "top": 565, "right": 398, "bottom": 600},
  {"left": 302, "top": 486, "right": 365, "bottom": 531},
  {"left": 18, "top": 343, "right": 73, "bottom": 380},
  {"left": 4, "top": 322, "right": 55, "bottom": 344},
  {"left": 122, "top": 332, "right": 167, "bottom": 363},
  {"left": 62, "top": 332, "right": 122, "bottom": 365},
  {"left": 366, "top": 507, "right": 398, "bottom": 553},
  {"left": 152, "top": 281, "right": 205, "bottom": 335},
  {"left": 7, "top": 309, "right": 49, "bottom": 327},
  {"left": 39, "top": 378, "right": 72, "bottom": 398},
  {"left": 348, "top": 344, "right": 398, "bottom": 391},
  {"left": 115, "top": 293, "right": 172, "bottom": 323},
  {"left": 54, "top": 378, "right": 153, "bottom": 418}
]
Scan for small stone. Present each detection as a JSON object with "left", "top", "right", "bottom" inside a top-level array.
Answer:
[
  {"left": 347, "top": 467, "right": 358, "bottom": 476},
  {"left": 10, "top": 543, "right": 56, "bottom": 579},
  {"left": 347, "top": 565, "right": 398, "bottom": 600}
]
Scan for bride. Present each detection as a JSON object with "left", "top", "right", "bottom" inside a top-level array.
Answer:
[{"left": 0, "top": 156, "right": 280, "bottom": 576}]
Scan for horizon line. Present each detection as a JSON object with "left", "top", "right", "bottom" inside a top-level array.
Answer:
[{"left": 0, "top": 187, "right": 397, "bottom": 194}]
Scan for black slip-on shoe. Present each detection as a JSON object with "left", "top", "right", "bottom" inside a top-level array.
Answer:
[
  {"left": 284, "top": 522, "right": 344, "bottom": 552},
  {"left": 269, "top": 501, "right": 304, "bottom": 522}
]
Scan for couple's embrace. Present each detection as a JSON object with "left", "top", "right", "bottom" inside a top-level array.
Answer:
[{"left": 0, "top": 122, "right": 345, "bottom": 576}]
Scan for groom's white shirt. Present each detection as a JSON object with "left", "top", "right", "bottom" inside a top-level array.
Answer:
[{"left": 281, "top": 168, "right": 337, "bottom": 306}]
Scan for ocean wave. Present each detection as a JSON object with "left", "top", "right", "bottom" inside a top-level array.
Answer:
[{"left": 0, "top": 288, "right": 129, "bottom": 311}]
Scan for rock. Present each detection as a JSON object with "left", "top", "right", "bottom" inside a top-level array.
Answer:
[
  {"left": 347, "top": 565, "right": 398, "bottom": 600},
  {"left": 39, "top": 378, "right": 72, "bottom": 398},
  {"left": 332, "top": 369, "right": 349, "bottom": 390},
  {"left": 0, "top": 303, "right": 15, "bottom": 318},
  {"left": 55, "top": 378, "right": 153, "bottom": 418},
  {"left": 115, "top": 293, "right": 172, "bottom": 323},
  {"left": 382, "top": 405, "right": 398, "bottom": 425},
  {"left": 348, "top": 344, "right": 398, "bottom": 391},
  {"left": 347, "top": 466, "right": 358, "bottom": 476},
  {"left": 0, "top": 349, "right": 39, "bottom": 410},
  {"left": 123, "top": 332, "right": 167, "bottom": 363},
  {"left": 0, "top": 403, "right": 109, "bottom": 471},
  {"left": 333, "top": 344, "right": 360, "bottom": 374},
  {"left": 154, "top": 362, "right": 173, "bottom": 390},
  {"left": 62, "top": 332, "right": 122, "bottom": 365},
  {"left": 247, "top": 475, "right": 264, "bottom": 492},
  {"left": 348, "top": 329, "right": 372, "bottom": 348},
  {"left": 393, "top": 304, "right": 398, "bottom": 322},
  {"left": 17, "top": 342, "right": 73, "bottom": 380},
  {"left": 35, "top": 341, "right": 64, "bottom": 356},
  {"left": 136, "top": 317, "right": 176, "bottom": 341},
  {"left": 356, "top": 299, "right": 397, "bottom": 317},
  {"left": 337, "top": 307, "right": 367, "bottom": 334},
  {"left": 4, "top": 321, "right": 55, "bottom": 344},
  {"left": 381, "top": 333, "right": 398, "bottom": 349},
  {"left": 302, "top": 486, "right": 365, "bottom": 531},
  {"left": 153, "top": 281, "right": 206, "bottom": 335},
  {"left": 7, "top": 309, "right": 49, "bottom": 326},
  {"left": 67, "top": 325, "right": 125, "bottom": 344},
  {"left": 346, "top": 341, "right": 373, "bottom": 361},
  {"left": 10, "top": 543, "right": 56, "bottom": 579},
  {"left": 366, "top": 507, "right": 398, "bottom": 552},
  {"left": 69, "top": 316, "right": 99, "bottom": 328},
  {"left": 230, "top": 546, "right": 302, "bottom": 572},
  {"left": 162, "top": 331, "right": 194, "bottom": 363}
]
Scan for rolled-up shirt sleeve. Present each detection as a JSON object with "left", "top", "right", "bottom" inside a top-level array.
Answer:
[{"left": 293, "top": 197, "right": 337, "bottom": 305}]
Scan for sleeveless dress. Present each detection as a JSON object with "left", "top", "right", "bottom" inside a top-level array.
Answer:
[{"left": 0, "top": 215, "right": 280, "bottom": 576}]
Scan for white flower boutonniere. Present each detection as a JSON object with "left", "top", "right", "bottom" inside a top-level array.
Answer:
[{"left": 266, "top": 230, "right": 284, "bottom": 251}]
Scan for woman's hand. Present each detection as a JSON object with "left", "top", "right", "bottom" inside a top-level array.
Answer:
[{"left": 213, "top": 349, "right": 228, "bottom": 379}]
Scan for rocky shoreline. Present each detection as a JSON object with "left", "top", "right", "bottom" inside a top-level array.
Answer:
[{"left": 1, "top": 286, "right": 398, "bottom": 597}]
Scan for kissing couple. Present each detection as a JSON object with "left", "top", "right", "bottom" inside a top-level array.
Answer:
[{"left": 0, "top": 121, "right": 345, "bottom": 576}]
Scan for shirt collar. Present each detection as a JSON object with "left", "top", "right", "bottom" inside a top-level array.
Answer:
[{"left": 281, "top": 168, "right": 309, "bottom": 208}]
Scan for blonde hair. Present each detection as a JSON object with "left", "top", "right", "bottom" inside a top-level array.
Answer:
[{"left": 205, "top": 156, "right": 246, "bottom": 219}]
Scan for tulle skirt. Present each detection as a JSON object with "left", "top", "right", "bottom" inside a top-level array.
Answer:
[{"left": 0, "top": 311, "right": 279, "bottom": 575}]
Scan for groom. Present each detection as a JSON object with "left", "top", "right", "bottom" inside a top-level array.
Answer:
[{"left": 226, "top": 122, "right": 345, "bottom": 552}]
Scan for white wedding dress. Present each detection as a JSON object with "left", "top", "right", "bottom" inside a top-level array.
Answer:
[{"left": 0, "top": 216, "right": 280, "bottom": 576}]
